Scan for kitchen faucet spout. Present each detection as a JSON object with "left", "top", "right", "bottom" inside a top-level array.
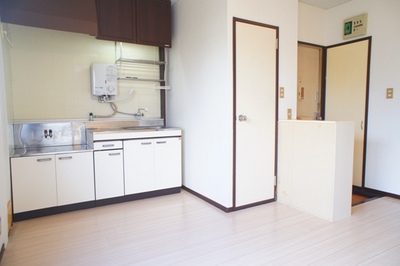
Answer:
[{"left": 135, "top": 108, "right": 148, "bottom": 118}]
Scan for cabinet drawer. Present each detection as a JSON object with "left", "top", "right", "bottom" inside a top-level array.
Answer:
[{"left": 94, "top": 141, "right": 122, "bottom": 150}]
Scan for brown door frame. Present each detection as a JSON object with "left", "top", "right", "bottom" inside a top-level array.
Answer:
[
  {"left": 232, "top": 17, "right": 279, "bottom": 210},
  {"left": 324, "top": 36, "right": 372, "bottom": 187}
]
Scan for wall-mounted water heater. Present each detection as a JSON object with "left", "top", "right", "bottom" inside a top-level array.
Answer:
[{"left": 91, "top": 63, "right": 118, "bottom": 96}]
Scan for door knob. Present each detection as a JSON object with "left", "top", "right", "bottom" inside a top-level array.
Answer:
[{"left": 238, "top": 115, "right": 247, "bottom": 122}]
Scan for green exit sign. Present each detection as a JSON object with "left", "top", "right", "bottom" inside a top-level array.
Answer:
[{"left": 344, "top": 21, "right": 352, "bottom": 36}]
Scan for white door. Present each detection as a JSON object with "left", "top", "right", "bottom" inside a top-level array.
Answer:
[
  {"left": 11, "top": 156, "right": 57, "bottom": 213},
  {"left": 154, "top": 137, "right": 182, "bottom": 190},
  {"left": 94, "top": 150, "right": 124, "bottom": 199},
  {"left": 124, "top": 139, "right": 155, "bottom": 194},
  {"left": 56, "top": 152, "right": 95, "bottom": 205},
  {"left": 234, "top": 19, "right": 277, "bottom": 207},
  {"left": 325, "top": 38, "right": 370, "bottom": 187}
]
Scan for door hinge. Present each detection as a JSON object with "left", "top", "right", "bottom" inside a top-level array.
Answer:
[
  {"left": 276, "top": 38, "right": 279, "bottom": 49},
  {"left": 274, "top": 176, "right": 277, "bottom": 186}
]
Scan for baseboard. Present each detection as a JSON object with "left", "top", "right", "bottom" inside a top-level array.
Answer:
[
  {"left": 13, "top": 187, "right": 182, "bottom": 221},
  {"left": 182, "top": 186, "right": 276, "bottom": 212},
  {"left": 182, "top": 186, "right": 234, "bottom": 212},
  {"left": 232, "top": 198, "right": 275, "bottom": 211},
  {"left": 0, "top": 243, "right": 5, "bottom": 263}
]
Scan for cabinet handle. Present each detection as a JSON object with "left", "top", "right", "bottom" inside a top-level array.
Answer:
[
  {"left": 141, "top": 142, "right": 152, "bottom": 145},
  {"left": 102, "top": 144, "right": 115, "bottom": 148},
  {"left": 108, "top": 152, "right": 121, "bottom": 156},
  {"left": 58, "top": 156, "right": 73, "bottom": 160},
  {"left": 37, "top": 158, "right": 52, "bottom": 162},
  {"left": 156, "top": 141, "right": 167, "bottom": 144}
]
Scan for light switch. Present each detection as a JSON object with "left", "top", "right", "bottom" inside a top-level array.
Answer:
[
  {"left": 287, "top": 108, "right": 292, "bottom": 120},
  {"left": 279, "top": 87, "right": 284, "bottom": 98},
  {"left": 386, "top": 88, "right": 394, "bottom": 99}
]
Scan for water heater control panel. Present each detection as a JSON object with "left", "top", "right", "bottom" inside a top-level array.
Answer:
[
  {"left": 91, "top": 63, "right": 118, "bottom": 96},
  {"left": 343, "top": 13, "right": 368, "bottom": 40}
]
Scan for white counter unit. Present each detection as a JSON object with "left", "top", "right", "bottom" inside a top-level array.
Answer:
[
  {"left": 87, "top": 128, "right": 182, "bottom": 143},
  {"left": 89, "top": 127, "right": 182, "bottom": 200},
  {"left": 10, "top": 121, "right": 182, "bottom": 221},
  {"left": 277, "top": 120, "right": 354, "bottom": 222},
  {"left": 11, "top": 151, "right": 94, "bottom": 213}
]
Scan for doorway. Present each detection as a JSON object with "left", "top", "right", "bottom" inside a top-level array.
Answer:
[
  {"left": 297, "top": 43, "right": 324, "bottom": 120},
  {"left": 233, "top": 18, "right": 278, "bottom": 208},
  {"left": 325, "top": 37, "right": 371, "bottom": 187}
]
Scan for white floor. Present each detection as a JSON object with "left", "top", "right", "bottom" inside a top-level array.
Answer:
[{"left": 2, "top": 190, "right": 400, "bottom": 265}]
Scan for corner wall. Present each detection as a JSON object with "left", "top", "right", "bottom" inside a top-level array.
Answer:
[
  {"left": 299, "top": 0, "right": 400, "bottom": 195},
  {"left": 168, "top": 0, "right": 232, "bottom": 207},
  {"left": 169, "top": 0, "right": 299, "bottom": 207}
]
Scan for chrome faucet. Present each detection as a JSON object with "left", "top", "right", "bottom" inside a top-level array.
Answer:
[{"left": 135, "top": 108, "right": 148, "bottom": 118}]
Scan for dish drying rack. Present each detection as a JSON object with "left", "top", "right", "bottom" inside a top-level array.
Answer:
[{"left": 115, "top": 42, "right": 170, "bottom": 90}]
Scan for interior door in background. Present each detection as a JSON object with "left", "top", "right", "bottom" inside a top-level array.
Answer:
[
  {"left": 234, "top": 18, "right": 277, "bottom": 207},
  {"left": 297, "top": 43, "right": 323, "bottom": 120},
  {"left": 325, "top": 38, "right": 370, "bottom": 187}
]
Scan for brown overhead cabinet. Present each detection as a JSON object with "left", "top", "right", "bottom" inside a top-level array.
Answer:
[
  {"left": 95, "top": 0, "right": 172, "bottom": 48},
  {"left": 0, "top": 0, "right": 97, "bottom": 36}
]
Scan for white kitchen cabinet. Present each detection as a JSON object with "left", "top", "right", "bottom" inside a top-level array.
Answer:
[
  {"left": 11, "top": 151, "right": 96, "bottom": 213},
  {"left": 94, "top": 149, "right": 124, "bottom": 199},
  {"left": 11, "top": 155, "right": 58, "bottom": 213},
  {"left": 124, "top": 137, "right": 181, "bottom": 195},
  {"left": 154, "top": 138, "right": 182, "bottom": 190},
  {"left": 124, "top": 139, "right": 155, "bottom": 194},
  {"left": 56, "top": 152, "right": 95, "bottom": 205}
]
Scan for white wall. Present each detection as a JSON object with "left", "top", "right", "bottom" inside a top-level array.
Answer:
[
  {"left": 299, "top": 0, "right": 400, "bottom": 195},
  {"left": 169, "top": 0, "right": 298, "bottom": 207},
  {"left": 298, "top": 3, "right": 326, "bottom": 44},
  {"left": 168, "top": 0, "right": 232, "bottom": 206},
  {"left": 0, "top": 23, "right": 12, "bottom": 249},
  {"left": 7, "top": 24, "right": 161, "bottom": 120}
]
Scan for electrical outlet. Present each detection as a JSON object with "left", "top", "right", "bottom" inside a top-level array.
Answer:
[
  {"left": 287, "top": 108, "right": 292, "bottom": 120},
  {"left": 279, "top": 87, "right": 284, "bottom": 98},
  {"left": 386, "top": 88, "right": 394, "bottom": 99}
]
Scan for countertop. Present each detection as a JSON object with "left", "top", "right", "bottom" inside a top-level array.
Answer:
[
  {"left": 87, "top": 127, "right": 182, "bottom": 142},
  {"left": 11, "top": 144, "right": 92, "bottom": 158}
]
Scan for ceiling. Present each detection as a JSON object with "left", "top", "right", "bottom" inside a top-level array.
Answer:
[
  {"left": 298, "top": 0, "right": 353, "bottom": 9},
  {"left": 171, "top": 0, "right": 353, "bottom": 10}
]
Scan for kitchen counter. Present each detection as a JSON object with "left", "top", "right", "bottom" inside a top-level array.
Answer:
[
  {"left": 10, "top": 121, "right": 182, "bottom": 221},
  {"left": 11, "top": 144, "right": 92, "bottom": 157},
  {"left": 86, "top": 127, "right": 182, "bottom": 143}
]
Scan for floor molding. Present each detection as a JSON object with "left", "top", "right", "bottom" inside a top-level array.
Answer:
[
  {"left": 0, "top": 243, "right": 5, "bottom": 263},
  {"left": 182, "top": 186, "right": 233, "bottom": 212}
]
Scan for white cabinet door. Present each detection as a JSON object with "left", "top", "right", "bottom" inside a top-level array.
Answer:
[
  {"left": 124, "top": 139, "right": 154, "bottom": 194},
  {"left": 154, "top": 137, "right": 182, "bottom": 190},
  {"left": 11, "top": 155, "right": 57, "bottom": 213},
  {"left": 94, "top": 150, "right": 124, "bottom": 199},
  {"left": 56, "top": 152, "right": 95, "bottom": 205}
]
